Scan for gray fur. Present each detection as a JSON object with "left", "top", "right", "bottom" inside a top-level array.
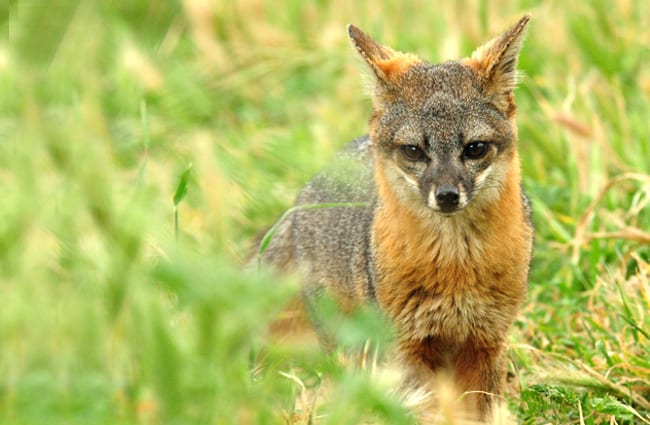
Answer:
[{"left": 262, "top": 135, "right": 378, "bottom": 303}]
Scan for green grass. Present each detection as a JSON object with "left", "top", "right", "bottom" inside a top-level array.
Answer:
[{"left": 2, "top": 1, "right": 650, "bottom": 424}]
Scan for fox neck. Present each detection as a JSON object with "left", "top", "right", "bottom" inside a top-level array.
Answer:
[{"left": 372, "top": 151, "right": 528, "bottom": 285}]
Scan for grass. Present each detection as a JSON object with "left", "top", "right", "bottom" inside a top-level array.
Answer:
[{"left": 2, "top": 0, "right": 650, "bottom": 423}]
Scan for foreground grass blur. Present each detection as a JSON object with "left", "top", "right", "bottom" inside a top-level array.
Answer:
[{"left": 1, "top": 1, "right": 649, "bottom": 424}]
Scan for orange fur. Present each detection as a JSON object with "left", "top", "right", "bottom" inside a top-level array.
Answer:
[
  {"left": 374, "top": 54, "right": 422, "bottom": 83},
  {"left": 372, "top": 154, "right": 532, "bottom": 418}
]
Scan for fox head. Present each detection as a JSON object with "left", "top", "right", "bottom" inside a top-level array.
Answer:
[{"left": 348, "top": 16, "right": 529, "bottom": 216}]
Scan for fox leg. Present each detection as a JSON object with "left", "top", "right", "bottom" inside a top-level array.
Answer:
[{"left": 453, "top": 341, "right": 506, "bottom": 419}]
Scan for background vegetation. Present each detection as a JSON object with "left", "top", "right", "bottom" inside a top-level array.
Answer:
[{"left": 1, "top": 0, "right": 649, "bottom": 423}]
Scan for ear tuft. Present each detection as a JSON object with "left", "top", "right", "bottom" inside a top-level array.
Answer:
[{"left": 464, "top": 15, "right": 530, "bottom": 113}]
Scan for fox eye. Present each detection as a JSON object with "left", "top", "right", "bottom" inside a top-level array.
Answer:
[
  {"left": 463, "top": 142, "right": 489, "bottom": 160},
  {"left": 401, "top": 145, "right": 427, "bottom": 161}
]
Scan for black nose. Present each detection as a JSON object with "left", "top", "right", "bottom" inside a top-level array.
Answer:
[{"left": 435, "top": 184, "right": 460, "bottom": 212}]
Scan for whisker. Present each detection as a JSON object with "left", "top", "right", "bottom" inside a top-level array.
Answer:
[{"left": 475, "top": 183, "right": 505, "bottom": 192}]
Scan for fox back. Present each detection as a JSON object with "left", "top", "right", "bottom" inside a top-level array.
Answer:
[{"left": 261, "top": 16, "right": 534, "bottom": 421}]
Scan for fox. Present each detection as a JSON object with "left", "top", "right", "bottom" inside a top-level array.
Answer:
[{"left": 259, "top": 16, "right": 534, "bottom": 421}]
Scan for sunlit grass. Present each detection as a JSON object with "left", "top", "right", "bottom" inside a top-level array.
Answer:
[{"left": 1, "top": 0, "right": 649, "bottom": 424}]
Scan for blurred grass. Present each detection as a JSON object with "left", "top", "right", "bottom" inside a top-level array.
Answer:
[{"left": 2, "top": 0, "right": 650, "bottom": 424}]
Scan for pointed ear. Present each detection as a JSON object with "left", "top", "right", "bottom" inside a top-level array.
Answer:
[
  {"left": 347, "top": 24, "right": 421, "bottom": 86},
  {"left": 464, "top": 15, "right": 530, "bottom": 113}
]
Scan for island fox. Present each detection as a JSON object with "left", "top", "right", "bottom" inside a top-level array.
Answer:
[{"left": 260, "top": 16, "right": 534, "bottom": 420}]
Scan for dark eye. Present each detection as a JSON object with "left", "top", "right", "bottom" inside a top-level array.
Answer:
[
  {"left": 463, "top": 142, "right": 489, "bottom": 160},
  {"left": 401, "top": 145, "right": 427, "bottom": 161}
]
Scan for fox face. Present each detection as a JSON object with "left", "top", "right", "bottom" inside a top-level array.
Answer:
[
  {"left": 371, "top": 61, "right": 517, "bottom": 215},
  {"left": 348, "top": 17, "right": 529, "bottom": 216}
]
